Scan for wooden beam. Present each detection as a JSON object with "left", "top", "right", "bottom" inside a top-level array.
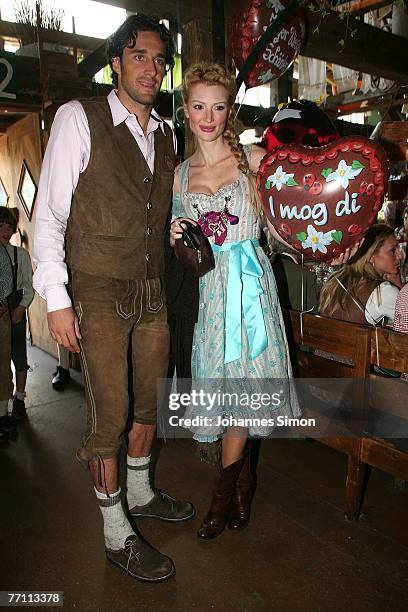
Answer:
[
  {"left": 77, "top": 43, "right": 107, "bottom": 78},
  {"left": 336, "top": 0, "right": 392, "bottom": 16},
  {"left": 0, "top": 102, "right": 41, "bottom": 112},
  {"left": 181, "top": 18, "right": 213, "bottom": 68},
  {"left": 212, "top": 0, "right": 225, "bottom": 64},
  {"left": 323, "top": 86, "right": 404, "bottom": 113},
  {"left": 334, "top": 94, "right": 405, "bottom": 116},
  {"left": 0, "top": 19, "right": 104, "bottom": 51},
  {"left": 91, "top": 0, "right": 212, "bottom": 23},
  {"left": 302, "top": 10, "right": 408, "bottom": 83}
]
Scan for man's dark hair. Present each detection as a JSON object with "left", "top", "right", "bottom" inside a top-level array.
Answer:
[
  {"left": 106, "top": 14, "right": 175, "bottom": 86},
  {"left": 0, "top": 207, "right": 17, "bottom": 231}
]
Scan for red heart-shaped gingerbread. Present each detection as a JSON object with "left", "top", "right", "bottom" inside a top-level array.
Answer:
[
  {"left": 257, "top": 136, "right": 389, "bottom": 262},
  {"left": 230, "top": 0, "right": 306, "bottom": 88}
]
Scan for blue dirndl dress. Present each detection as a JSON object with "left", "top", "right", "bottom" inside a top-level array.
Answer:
[{"left": 172, "top": 149, "right": 300, "bottom": 441}]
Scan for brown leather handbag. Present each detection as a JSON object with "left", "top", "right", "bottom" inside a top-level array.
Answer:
[{"left": 174, "top": 221, "right": 215, "bottom": 277}]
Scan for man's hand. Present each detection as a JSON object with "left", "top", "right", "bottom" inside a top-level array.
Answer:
[
  {"left": 47, "top": 306, "right": 82, "bottom": 353},
  {"left": 11, "top": 305, "right": 25, "bottom": 325}
]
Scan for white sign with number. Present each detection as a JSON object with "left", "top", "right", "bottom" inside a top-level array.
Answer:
[{"left": 0, "top": 58, "right": 17, "bottom": 100}]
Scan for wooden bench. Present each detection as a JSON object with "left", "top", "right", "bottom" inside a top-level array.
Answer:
[
  {"left": 364, "top": 327, "right": 408, "bottom": 482},
  {"left": 284, "top": 309, "right": 408, "bottom": 520}
]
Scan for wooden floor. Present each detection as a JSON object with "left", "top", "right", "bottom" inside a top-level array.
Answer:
[{"left": 0, "top": 346, "right": 407, "bottom": 612}]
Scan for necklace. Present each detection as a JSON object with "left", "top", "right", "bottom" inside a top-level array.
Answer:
[{"left": 193, "top": 191, "right": 240, "bottom": 246}]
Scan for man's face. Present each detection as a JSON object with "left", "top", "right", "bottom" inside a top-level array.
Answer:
[
  {"left": 0, "top": 222, "right": 14, "bottom": 246},
  {"left": 112, "top": 31, "right": 167, "bottom": 108}
]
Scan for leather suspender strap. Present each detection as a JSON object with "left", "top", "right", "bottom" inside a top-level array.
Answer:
[
  {"left": 4, "top": 245, "right": 18, "bottom": 292},
  {"left": 12, "top": 246, "right": 18, "bottom": 292}
]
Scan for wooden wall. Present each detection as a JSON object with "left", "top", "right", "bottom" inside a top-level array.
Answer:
[{"left": 1, "top": 113, "right": 57, "bottom": 358}]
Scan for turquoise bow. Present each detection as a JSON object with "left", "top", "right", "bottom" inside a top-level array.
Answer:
[{"left": 212, "top": 239, "right": 268, "bottom": 364}]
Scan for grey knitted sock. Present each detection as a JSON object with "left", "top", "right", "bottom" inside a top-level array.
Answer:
[
  {"left": 95, "top": 487, "right": 134, "bottom": 551},
  {"left": 126, "top": 455, "right": 155, "bottom": 508}
]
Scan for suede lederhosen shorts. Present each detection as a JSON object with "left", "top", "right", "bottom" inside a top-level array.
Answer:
[{"left": 71, "top": 271, "right": 170, "bottom": 463}]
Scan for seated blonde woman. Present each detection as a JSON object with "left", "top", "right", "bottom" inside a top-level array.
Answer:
[{"left": 320, "top": 224, "right": 403, "bottom": 326}]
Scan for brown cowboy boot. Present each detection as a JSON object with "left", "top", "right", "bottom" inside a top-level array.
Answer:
[
  {"left": 228, "top": 442, "right": 254, "bottom": 530},
  {"left": 197, "top": 456, "right": 244, "bottom": 540}
]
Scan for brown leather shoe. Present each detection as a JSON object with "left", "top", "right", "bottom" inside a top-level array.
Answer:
[
  {"left": 197, "top": 457, "right": 244, "bottom": 540},
  {"left": 129, "top": 490, "right": 195, "bottom": 522},
  {"left": 106, "top": 535, "right": 175, "bottom": 582},
  {"left": 228, "top": 443, "right": 254, "bottom": 531}
]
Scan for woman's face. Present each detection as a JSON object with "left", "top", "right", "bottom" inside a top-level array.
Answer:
[
  {"left": 184, "top": 82, "right": 230, "bottom": 143},
  {"left": 370, "top": 235, "right": 402, "bottom": 276}
]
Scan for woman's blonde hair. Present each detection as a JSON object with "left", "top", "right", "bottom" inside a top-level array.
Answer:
[
  {"left": 182, "top": 62, "right": 262, "bottom": 217},
  {"left": 319, "top": 223, "right": 395, "bottom": 316}
]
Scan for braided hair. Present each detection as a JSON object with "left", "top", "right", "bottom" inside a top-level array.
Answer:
[{"left": 182, "top": 63, "right": 262, "bottom": 217}]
